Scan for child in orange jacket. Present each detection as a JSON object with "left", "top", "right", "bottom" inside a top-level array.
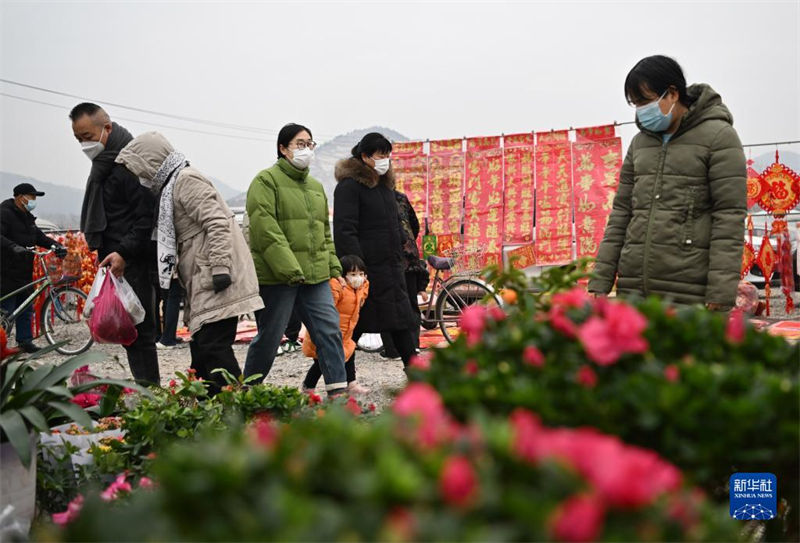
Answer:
[{"left": 302, "top": 255, "right": 370, "bottom": 394}]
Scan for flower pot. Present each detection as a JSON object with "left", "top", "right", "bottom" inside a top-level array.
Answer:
[{"left": 0, "top": 434, "right": 38, "bottom": 535}]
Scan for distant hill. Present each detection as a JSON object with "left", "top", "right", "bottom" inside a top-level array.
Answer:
[
  {"left": 227, "top": 126, "right": 409, "bottom": 207},
  {"left": 1, "top": 171, "right": 243, "bottom": 230}
]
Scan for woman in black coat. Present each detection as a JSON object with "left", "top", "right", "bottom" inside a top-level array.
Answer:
[{"left": 333, "top": 133, "right": 417, "bottom": 366}]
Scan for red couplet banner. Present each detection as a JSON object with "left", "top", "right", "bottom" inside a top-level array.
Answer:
[
  {"left": 392, "top": 153, "right": 428, "bottom": 230},
  {"left": 464, "top": 147, "right": 504, "bottom": 267},
  {"left": 392, "top": 141, "right": 425, "bottom": 155},
  {"left": 534, "top": 142, "right": 573, "bottom": 265},
  {"left": 430, "top": 138, "right": 463, "bottom": 154},
  {"left": 536, "top": 130, "right": 569, "bottom": 145},
  {"left": 427, "top": 152, "right": 465, "bottom": 236},
  {"left": 575, "top": 124, "right": 616, "bottom": 142},
  {"left": 571, "top": 138, "right": 623, "bottom": 261},
  {"left": 503, "top": 133, "right": 534, "bottom": 148},
  {"left": 503, "top": 146, "right": 535, "bottom": 244},
  {"left": 508, "top": 243, "right": 536, "bottom": 270},
  {"left": 466, "top": 136, "right": 501, "bottom": 152}
]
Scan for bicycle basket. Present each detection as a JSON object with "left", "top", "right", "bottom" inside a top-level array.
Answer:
[{"left": 442, "top": 245, "right": 487, "bottom": 276}]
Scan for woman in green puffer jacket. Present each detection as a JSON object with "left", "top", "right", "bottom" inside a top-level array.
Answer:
[{"left": 589, "top": 55, "right": 746, "bottom": 310}]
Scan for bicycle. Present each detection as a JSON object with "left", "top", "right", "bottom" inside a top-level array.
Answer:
[
  {"left": 0, "top": 247, "right": 93, "bottom": 355},
  {"left": 419, "top": 246, "right": 502, "bottom": 344}
]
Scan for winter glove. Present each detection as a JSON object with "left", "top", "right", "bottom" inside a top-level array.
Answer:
[
  {"left": 11, "top": 244, "right": 30, "bottom": 256},
  {"left": 53, "top": 245, "right": 68, "bottom": 258},
  {"left": 212, "top": 273, "right": 232, "bottom": 293}
]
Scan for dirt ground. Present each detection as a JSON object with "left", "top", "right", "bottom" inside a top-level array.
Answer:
[{"left": 33, "top": 338, "right": 409, "bottom": 412}]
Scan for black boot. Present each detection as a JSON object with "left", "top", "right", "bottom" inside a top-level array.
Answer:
[{"left": 19, "top": 341, "right": 41, "bottom": 353}]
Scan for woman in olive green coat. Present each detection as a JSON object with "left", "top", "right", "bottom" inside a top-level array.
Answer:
[{"left": 589, "top": 55, "right": 746, "bottom": 309}]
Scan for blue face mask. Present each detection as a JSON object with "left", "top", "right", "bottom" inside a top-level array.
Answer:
[
  {"left": 25, "top": 199, "right": 36, "bottom": 212},
  {"left": 635, "top": 91, "right": 675, "bottom": 133}
]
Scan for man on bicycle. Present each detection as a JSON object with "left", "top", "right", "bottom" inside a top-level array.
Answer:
[
  {"left": 0, "top": 183, "right": 67, "bottom": 353},
  {"left": 70, "top": 103, "right": 160, "bottom": 385}
]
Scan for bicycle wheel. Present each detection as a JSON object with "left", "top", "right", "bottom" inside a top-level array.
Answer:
[
  {"left": 41, "top": 287, "right": 93, "bottom": 355},
  {"left": 435, "top": 278, "right": 501, "bottom": 344}
]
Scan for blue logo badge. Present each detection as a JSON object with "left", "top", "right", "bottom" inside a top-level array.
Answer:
[{"left": 730, "top": 473, "right": 777, "bottom": 520}]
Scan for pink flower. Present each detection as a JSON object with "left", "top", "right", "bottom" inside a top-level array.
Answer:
[
  {"left": 248, "top": 414, "right": 279, "bottom": 448},
  {"left": 393, "top": 383, "right": 446, "bottom": 421},
  {"left": 368, "top": 403, "right": 376, "bottom": 412},
  {"left": 138, "top": 477, "right": 155, "bottom": 489},
  {"left": 664, "top": 364, "right": 680, "bottom": 383},
  {"left": 549, "top": 308, "right": 578, "bottom": 337},
  {"left": 488, "top": 306, "right": 506, "bottom": 322},
  {"left": 52, "top": 494, "right": 84, "bottom": 526},
  {"left": 522, "top": 345, "right": 545, "bottom": 368},
  {"left": 510, "top": 409, "right": 545, "bottom": 463},
  {"left": 408, "top": 351, "right": 432, "bottom": 371},
  {"left": 577, "top": 302, "right": 648, "bottom": 366},
  {"left": 576, "top": 366, "right": 597, "bottom": 388},
  {"left": 464, "top": 359, "right": 479, "bottom": 376},
  {"left": 459, "top": 305, "right": 488, "bottom": 346},
  {"left": 549, "top": 494, "right": 606, "bottom": 542},
  {"left": 439, "top": 455, "right": 478, "bottom": 508},
  {"left": 551, "top": 288, "right": 593, "bottom": 310},
  {"left": 100, "top": 474, "right": 132, "bottom": 502},
  {"left": 70, "top": 393, "right": 102, "bottom": 408},
  {"left": 168, "top": 379, "right": 177, "bottom": 388},
  {"left": 345, "top": 396, "right": 361, "bottom": 416},
  {"left": 726, "top": 308, "right": 746, "bottom": 344}
]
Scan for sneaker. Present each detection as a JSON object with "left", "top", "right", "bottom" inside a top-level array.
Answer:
[
  {"left": 347, "top": 381, "right": 370, "bottom": 395},
  {"left": 18, "top": 341, "right": 40, "bottom": 354},
  {"left": 156, "top": 342, "right": 176, "bottom": 350},
  {"left": 301, "top": 385, "right": 315, "bottom": 394}
]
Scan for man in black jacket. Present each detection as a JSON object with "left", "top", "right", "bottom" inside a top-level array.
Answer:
[
  {"left": 0, "top": 183, "right": 67, "bottom": 352},
  {"left": 70, "top": 103, "right": 160, "bottom": 384}
]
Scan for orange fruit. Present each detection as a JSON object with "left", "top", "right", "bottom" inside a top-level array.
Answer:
[{"left": 500, "top": 288, "right": 518, "bottom": 305}]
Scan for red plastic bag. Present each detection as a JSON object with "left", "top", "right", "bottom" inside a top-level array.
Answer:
[{"left": 88, "top": 272, "right": 138, "bottom": 345}]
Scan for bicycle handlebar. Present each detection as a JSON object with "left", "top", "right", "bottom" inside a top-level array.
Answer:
[{"left": 27, "top": 246, "right": 57, "bottom": 257}]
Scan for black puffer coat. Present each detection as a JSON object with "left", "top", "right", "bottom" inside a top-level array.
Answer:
[
  {"left": 0, "top": 199, "right": 57, "bottom": 295},
  {"left": 333, "top": 158, "right": 414, "bottom": 333}
]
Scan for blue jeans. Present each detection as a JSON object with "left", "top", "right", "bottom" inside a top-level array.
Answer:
[
  {"left": 244, "top": 282, "right": 347, "bottom": 392},
  {"left": 1, "top": 292, "right": 34, "bottom": 344}
]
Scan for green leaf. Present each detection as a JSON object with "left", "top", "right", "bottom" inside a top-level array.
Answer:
[
  {"left": 1, "top": 360, "right": 28, "bottom": 401},
  {"left": 47, "top": 400, "right": 92, "bottom": 430},
  {"left": 18, "top": 405, "right": 49, "bottom": 433},
  {"left": 99, "top": 385, "right": 122, "bottom": 416},
  {"left": 0, "top": 410, "right": 33, "bottom": 467}
]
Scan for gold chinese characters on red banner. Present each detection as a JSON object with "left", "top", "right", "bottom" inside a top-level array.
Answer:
[
  {"left": 503, "top": 132, "right": 534, "bottom": 148},
  {"left": 508, "top": 243, "right": 536, "bottom": 270},
  {"left": 756, "top": 151, "right": 800, "bottom": 215},
  {"left": 392, "top": 141, "right": 424, "bottom": 155},
  {"left": 572, "top": 137, "right": 622, "bottom": 261},
  {"left": 466, "top": 136, "right": 501, "bottom": 152},
  {"left": 503, "top": 145, "right": 534, "bottom": 244},
  {"left": 392, "top": 154, "right": 428, "bottom": 231},
  {"left": 464, "top": 141, "right": 503, "bottom": 267},
  {"left": 427, "top": 150, "right": 464, "bottom": 236},
  {"left": 536, "top": 130, "right": 569, "bottom": 145},
  {"left": 535, "top": 142, "right": 573, "bottom": 265},
  {"left": 575, "top": 124, "right": 616, "bottom": 142},
  {"left": 430, "top": 138, "right": 463, "bottom": 154}
]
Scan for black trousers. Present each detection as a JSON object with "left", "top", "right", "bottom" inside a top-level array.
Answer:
[
  {"left": 122, "top": 261, "right": 160, "bottom": 386},
  {"left": 303, "top": 354, "right": 356, "bottom": 389},
  {"left": 284, "top": 308, "right": 302, "bottom": 343},
  {"left": 357, "top": 328, "right": 416, "bottom": 367},
  {"left": 381, "top": 270, "right": 422, "bottom": 354},
  {"left": 189, "top": 316, "right": 241, "bottom": 395}
]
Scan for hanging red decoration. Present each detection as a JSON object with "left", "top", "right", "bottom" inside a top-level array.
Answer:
[
  {"left": 756, "top": 151, "right": 800, "bottom": 215},
  {"left": 746, "top": 159, "right": 766, "bottom": 209},
  {"left": 755, "top": 225, "right": 777, "bottom": 316},
  {"left": 770, "top": 219, "right": 795, "bottom": 314},
  {"left": 741, "top": 215, "right": 756, "bottom": 278}
]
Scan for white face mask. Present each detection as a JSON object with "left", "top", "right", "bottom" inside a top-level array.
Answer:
[
  {"left": 346, "top": 273, "right": 365, "bottom": 289},
  {"left": 289, "top": 147, "right": 314, "bottom": 170},
  {"left": 81, "top": 127, "right": 106, "bottom": 161},
  {"left": 373, "top": 157, "right": 390, "bottom": 176}
]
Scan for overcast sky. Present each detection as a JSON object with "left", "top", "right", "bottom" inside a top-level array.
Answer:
[{"left": 1, "top": 0, "right": 798, "bottom": 193}]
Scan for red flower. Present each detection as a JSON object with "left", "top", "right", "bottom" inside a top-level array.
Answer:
[
  {"left": 306, "top": 391, "right": 322, "bottom": 406},
  {"left": 439, "top": 455, "right": 478, "bottom": 508},
  {"left": 138, "top": 477, "right": 155, "bottom": 489},
  {"left": 52, "top": 494, "right": 84, "bottom": 526},
  {"left": 70, "top": 393, "right": 102, "bottom": 408},
  {"left": 464, "top": 359, "right": 479, "bottom": 375},
  {"left": 168, "top": 379, "right": 177, "bottom": 388},
  {"left": 576, "top": 366, "right": 597, "bottom": 388},
  {"left": 248, "top": 414, "right": 279, "bottom": 448},
  {"left": 577, "top": 302, "right": 648, "bottom": 366},
  {"left": 393, "top": 383, "right": 446, "bottom": 421},
  {"left": 345, "top": 396, "right": 361, "bottom": 416},
  {"left": 488, "top": 306, "right": 506, "bottom": 322},
  {"left": 549, "top": 494, "right": 605, "bottom": 542},
  {"left": 551, "top": 288, "right": 592, "bottom": 310},
  {"left": 726, "top": 308, "right": 746, "bottom": 344},
  {"left": 522, "top": 345, "right": 545, "bottom": 368},
  {"left": 510, "top": 409, "right": 545, "bottom": 463},
  {"left": 368, "top": 403, "right": 376, "bottom": 412},
  {"left": 100, "top": 474, "right": 132, "bottom": 502},
  {"left": 408, "top": 351, "right": 432, "bottom": 371},
  {"left": 664, "top": 364, "right": 680, "bottom": 382},
  {"left": 549, "top": 309, "right": 578, "bottom": 337},
  {"left": 459, "top": 305, "right": 488, "bottom": 346}
]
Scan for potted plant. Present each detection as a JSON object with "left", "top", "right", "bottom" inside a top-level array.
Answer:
[{"left": 1, "top": 334, "right": 143, "bottom": 535}]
